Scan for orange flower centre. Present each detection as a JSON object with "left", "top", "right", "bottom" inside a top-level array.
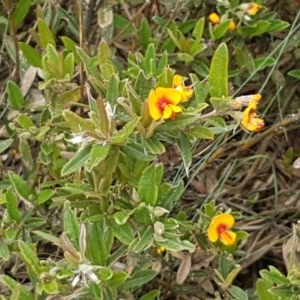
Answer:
[
  {"left": 157, "top": 96, "right": 170, "bottom": 112},
  {"left": 156, "top": 97, "right": 177, "bottom": 119},
  {"left": 217, "top": 223, "right": 235, "bottom": 244},
  {"left": 217, "top": 223, "right": 228, "bottom": 236}
]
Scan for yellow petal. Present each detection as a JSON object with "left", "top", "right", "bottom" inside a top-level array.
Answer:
[
  {"left": 252, "top": 94, "right": 262, "bottom": 103},
  {"left": 162, "top": 105, "right": 173, "bottom": 119},
  {"left": 219, "top": 230, "right": 236, "bottom": 246},
  {"left": 148, "top": 89, "right": 162, "bottom": 120},
  {"left": 229, "top": 20, "right": 236, "bottom": 31},
  {"left": 173, "top": 75, "right": 183, "bottom": 87},
  {"left": 215, "top": 213, "right": 235, "bottom": 227},
  {"left": 175, "top": 85, "right": 193, "bottom": 102},
  {"left": 155, "top": 87, "right": 182, "bottom": 105},
  {"left": 245, "top": 117, "right": 265, "bottom": 132},
  {"left": 207, "top": 224, "right": 219, "bottom": 243},
  {"left": 169, "top": 104, "right": 182, "bottom": 113},
  {"left": 208, "top": 12, "right": 220, "bottom": 24},
  {"left": 247, "top": 3, "right": 262, "bottom": 15},
  {"left": 241, "top": 99, "right": 264, "bottom": 132}
]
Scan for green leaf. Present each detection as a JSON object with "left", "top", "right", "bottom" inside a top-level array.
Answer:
[
  {"left": 42, "top": 280, "right": 58, "bottom": 295},
  {"left": 254, "top": 57, "right": 275, "bottom": 71},
  {"left": 100, "top": 62, "right": 116, "bottom": 81},
  {"left": 61, "top": 87, "right": 82, "bottom": 103},
  {"left": 43, "top": 44, "right": 59, "bottom": 78},
  {"left": 269, "top": 285, "right": 293, "bottom": 298},
  {"left": 110, "top": 220, "right": 134, "bottom": 245},
  {"left": 131, "top": 225, "right": 154, "bottom": 253},
  {"left": 287, "top": 69, "right": 300, "bottom": 79},
  {"left": 192, "top": 17, "right": 205, "bottom": 42},
  {"left": 234, "top": 46, "right": 255, "bottom": 73},
  {"left": 210, "top": 96, "right": 232, "bottom": 110},
  {"left": 106, "top": 271, "right": 128, "bottom": 288},
  {"left": 134, "top": 203, "right": 153, "bottom": 224},
  {"left": 63, "top": 110, "right": 93, "bottom": 132},
  {"left": 61, "top": 36, "right": 80, "bottom": 63},
  {"left": 121, "top": 143, "right": 156, "bottom": 162},
  {"left": 0, "top": 138, "right": 13, "bottom": 154},
  {"left": 6, "top": 188, "right": 21, "bottom": 221},
  {"left": 18, "top": 241, "right": 41, "bottom": 274},
  {"left": 256, "top": 279, "right": 277, "bottom": 300},
  {"left": 36, "top": 189, "right": 55, "bottom": 205},
  {"left": 97, "top": 267, "right": 113, "bottom": 282},
  {"left": 143, "top": 43, "right": 156, "bottom": 76},
  {"left": 139, "top": 17, "right": 151, "bottom": 49},
  {"left": 259, "top": 266, "right": 289, "bottom": 284},
  {"left": 86, "top": 219, "right": 113, "bottom": 266},
  {"left": 138, "top": 164, "right": 158, "bottom": 206},
  {"left": 143, "top": 136, "right": 165, "bottom": 155},
  {"left": 0, "top": 243, "right": 10, "bottom": 261},
  {"left": 159, "top": 181, "right": 184, "bottom": 211},
  {"left": 120, "top": 269, "right": 157, "bottom": 290},
  {"left": 157, "top": 238, "right": 195, "bottom": 253},
  {"left": 213, "top": 20, "right": 231, "bottom": 39},
  {"left": 85, "top": 143, "right": 111, "bottom": 172},
  {"left": 167, "top": 28, "right": 181, "bottom": 50},
  {"left": 63, "top": 52, "right": 74, "bottom": 78},
  {"left": 156, "top": 51, "right": 168, "bottom": 75},
  {"left": 32, "top": 230, "right": 60, "bottom": 245},
  {"left": 7, "top": 80, "right": 25, "bottom": 110},
  {"left": 225, "top": 265, "right": 242, "bottom": 286},
  {"left": 140, "top": 290, "right": 160, "bottom": 300},
  {"left": 19, "top": 42, "right": 42, "bottom": 68},
  {"left": 0, "top": 275, "right": 34, "bottom": 300},
  {"left": 265, "top": 20, "right": 290, "bottom": 33},
  {"left": 114, "top": 209, "right": 134, "bottom": 225},
  {"left": 188, "top": 126, "right": 214, "bottom": 140},
  {"left": 134, "top": 70, "right": 152, "bottom": 99},
  {"left": 77, "top": 47, "right": 101, "bottom": 80},
  {"left": 106, "top": 74, "right": 119, "bottom": 105},
  {"left": 37, "top": 18, "right": 56, "bottom": 49},
  {"left": 24, "top": 217, "right": 47, "bottom": 229},
  {"left": 8, "top": 170, "right": 33, "bottom": 201},
  {"left": 156, "top": 115, "right": 199, "bottom": 132},
  {"left": 228, "top": 285, "right": 249, "bottom": 300},
  {"left": 12, "top": 0, "right": 31, "bottom": 27},
  {"left": 178, "top": 132, "right": 192, "bottom": 176},
  {"left": 19, "top": 138, "right": 33, "bottom": 170},
  {"left": 61, "top": 144, "right": 92, "bottom": 176},
  {"left": 16, "top": 114, "right": 34, "bottom": 130},
  {"left": 237, "top": 21, "right": 272, "bottom": 37},
  {"left": 63, "top": 201, "right": 80, "bottom": 249},
  {"left": 98, "top": 39, "right": 112, "bottom": 64},
  {"left": 110, "top": 117, "right": 140, "bottom": 144},
  {"left": 209, "top": 42, "right": 228, "bottom": 98}
]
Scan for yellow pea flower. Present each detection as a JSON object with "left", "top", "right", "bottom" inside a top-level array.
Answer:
[
  {"left": 148, "top": 87, "right": 183, "bottom": 120},
  {"left": 207, "top": 213, "right": 236, "bottom": 246},
  {"left": 173, "top": 74, "right": 193, "bottom": 102},
  {"left": 247, "top": 3, "right": 262, "bottom": 15},
  {"left": 208, "top": 12, "right": 220, "bottom": 24},
  {"left": 229, "top": 20, "right": 236, "bottom": 31},
  {"left": 241, "top": 99, "right": 264, "bottom": 132},
  {"left": 157, "top": 247, "right": 166, "bottom": 255}
]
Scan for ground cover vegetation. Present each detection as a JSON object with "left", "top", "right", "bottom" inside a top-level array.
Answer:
[{"left": 0, "top": 0, "right": 300, "bottom": 299}]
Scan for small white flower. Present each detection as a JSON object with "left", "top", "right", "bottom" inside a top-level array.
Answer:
[
  {"left": 69, "top": 133, "right": 94, "bottom": 144},
  {"left": 105, "top": 102, "right": 116, "bottom": 119}
]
